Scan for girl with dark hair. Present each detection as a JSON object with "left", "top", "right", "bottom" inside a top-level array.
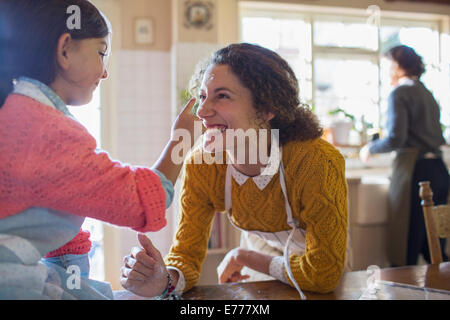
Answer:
[
  {"left": 122, "top": 43, "right": 352, "bottom": 298},
  {"left": 360, "top": 45, "right": 449, "bottom": 266},
  {"left": 0, "top": 0, "right": 196, "bottom": 299}
]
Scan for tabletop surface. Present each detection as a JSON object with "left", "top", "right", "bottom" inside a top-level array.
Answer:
[
  {"left": 113, "top": 262, "right": 450, "bottom": 300},
  {"left": 182, "top": 262, "right": 450, "bottom": 300}
]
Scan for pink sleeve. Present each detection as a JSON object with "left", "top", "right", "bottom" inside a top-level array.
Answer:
[
  {"left": 24, "top": 116, "right": 167, "bottom": 233},
  {"left": 45, "top": 229, "right": 92, "bottom": 258}
]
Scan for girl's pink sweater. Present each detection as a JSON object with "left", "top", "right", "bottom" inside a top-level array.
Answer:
[{"left": 0, "top": 94, "right": 167, "bottom": 256}]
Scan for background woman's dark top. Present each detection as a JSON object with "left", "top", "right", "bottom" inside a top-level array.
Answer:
[{"left": 369, "top": 80, "right": 445, "bottom": 157}]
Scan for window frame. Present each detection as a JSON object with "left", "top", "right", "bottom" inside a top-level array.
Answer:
[{"left": 239, "top": 3, "right": 448, "bottom": 130}]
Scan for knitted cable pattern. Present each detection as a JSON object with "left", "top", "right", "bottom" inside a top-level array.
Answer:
[{"left": 165, "top": 138, "right": 348, "bottom": 293}]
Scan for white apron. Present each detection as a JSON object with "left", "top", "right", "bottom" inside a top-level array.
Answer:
[{"left": 224, "top": 149, "right": 352, "bottom": 299}]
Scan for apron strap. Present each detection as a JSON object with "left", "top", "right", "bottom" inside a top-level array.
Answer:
[{"left": 225, "top": 164, "right": 233, "bottom": 213}]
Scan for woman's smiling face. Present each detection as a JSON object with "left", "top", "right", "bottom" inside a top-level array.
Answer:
[{"left": 196, "top": 64, "right": 265, "bottom": 153}]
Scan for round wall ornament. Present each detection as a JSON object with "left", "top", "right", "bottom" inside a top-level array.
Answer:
[{"left": 183, "top": 1, "right": 214, "bottom": 30}]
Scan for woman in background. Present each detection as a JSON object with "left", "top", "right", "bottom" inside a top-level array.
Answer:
[{"left": 360, "top": 45, "right": 449, "bottom": 266}]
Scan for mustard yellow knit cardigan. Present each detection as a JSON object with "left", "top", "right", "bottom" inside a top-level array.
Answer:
[{"left": 165, "top": 138, "right": 348, "bottom": 293}]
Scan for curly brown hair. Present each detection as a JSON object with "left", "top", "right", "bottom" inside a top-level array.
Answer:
[{"left": 189, "top": 43, "right": 323, "bottom": 145}]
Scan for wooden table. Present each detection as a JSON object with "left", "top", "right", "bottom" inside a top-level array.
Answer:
[{"left": 182, "top": 262, "right": 450, "bottom": 300}]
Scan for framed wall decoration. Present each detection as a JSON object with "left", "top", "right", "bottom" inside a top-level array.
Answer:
[
  {"left": 135, "top": 18, "right": 154, "bottom": 45},
  {"left": 183, "top": 1, "right": 214, "bottom": 30}
]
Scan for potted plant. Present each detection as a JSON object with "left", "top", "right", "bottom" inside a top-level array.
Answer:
[
  {"left": 328, "top": 108, "right": 355, "bottom": 145},
  {"left": 328, "top": 108, "right": 374, "bottom": 145}
]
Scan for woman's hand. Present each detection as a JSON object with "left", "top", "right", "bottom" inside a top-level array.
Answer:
[
  {"left": 218, "top": 247, "right": 274, "bottom": 283},
  {"left": 359, "top": 144, "right": 372, "bottom": 164},
  {"left": 120, "top": 233, "right": 169, "bottom": 298},
  {"left": 217, "top": 248, "right": 250, "bottom": 283}
]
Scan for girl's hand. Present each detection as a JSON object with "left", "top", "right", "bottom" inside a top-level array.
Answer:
[
  {"left": 120, "top": 234, "right": 169, "bottom": 298},
  {"left": 153, "top": 98, "right": 198, "bottom": 185},
  {"left": 217, "top": 248, "right": 251, "bottom": 283},
  {"left": 171, "top": 98, "right": 198, "bottom": 147}
]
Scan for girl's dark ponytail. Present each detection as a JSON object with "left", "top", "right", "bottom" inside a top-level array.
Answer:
[
  {"left": 0, "top": 75, "right": 13, "bottom": 108},
  {"left": 0, "top": 0, "right": 14, "bottom": 107}
]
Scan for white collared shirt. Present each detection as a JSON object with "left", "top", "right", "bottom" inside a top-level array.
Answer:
[{"left": 230, "top": 165, "right": 275, "bottom": 190}]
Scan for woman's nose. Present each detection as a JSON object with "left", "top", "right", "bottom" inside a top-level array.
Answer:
[{"left": 195, "top": 99, "right": 214, "bottom": 118}]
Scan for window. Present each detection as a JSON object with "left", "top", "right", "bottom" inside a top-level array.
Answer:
[
  {"left": 313, "top": 17, "right": 378, "bottom": 51},
  {"left": 314, "top": 56, "right": 379, "bottom": 123},
  {"left": 241, "top": 15, "right": 312, "bottom": 103},
  {"left": 240, "top": 5, "right": 449, "bottom": 143},
  {"left": 379, "top": 22, "right": 443, "bottom": 125},
  {"left": 68, "top": 88, "right": 101, "bottom": 143},
  {"left": 68, "top": 88, "right": 105, "bottom": 281}
]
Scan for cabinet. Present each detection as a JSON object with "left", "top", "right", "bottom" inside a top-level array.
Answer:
[{"left": 347, "top": 173, "right": 392, "bottom": 270}]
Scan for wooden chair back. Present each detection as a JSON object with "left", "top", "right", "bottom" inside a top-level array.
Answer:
[{"left": 419, "top": 181, "right": 450, "bottom": 264}]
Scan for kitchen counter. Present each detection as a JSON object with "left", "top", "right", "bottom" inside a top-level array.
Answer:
[
  {"left": 346, "top": 166, "right": 391, "bottom": 181},
  {"left": 344, "top": 164, "right": 392, "bottom": 270}
]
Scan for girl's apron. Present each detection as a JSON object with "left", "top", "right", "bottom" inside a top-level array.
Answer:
[
  {"left": 386, "top": 148, "right": 419, "bottom": 266},
  {"left": 224, "top": 148, "right": 353, "bottom": 299}
]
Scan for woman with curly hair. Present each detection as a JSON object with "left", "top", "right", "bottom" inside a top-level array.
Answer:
[
  {"left": 361, "top": 45, "right": 448, "bottom": 266},
  {"left": 121, "top": 43, "right": 352, "bottom": 299}
]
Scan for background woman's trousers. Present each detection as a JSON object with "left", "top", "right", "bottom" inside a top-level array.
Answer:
[{"left": 408, "top": 157, "right": 449, "bottom": 265}]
